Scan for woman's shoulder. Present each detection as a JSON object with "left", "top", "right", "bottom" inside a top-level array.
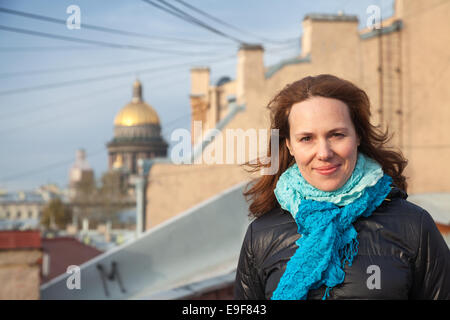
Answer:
[
  {"left": 386, "top": 197, "right": 442, "bottom": 240},
  {"left": 367, "top": 187, "right": 442, "bottom": 250},
  {"left": 248, "top": 206, "right": 296, "bottom": 234},
  {"left": 244, "top": 207, "right": 300, "bottom": 261},
  {"left": 377, "top": 186, "right": 432, "bottom": 222}
]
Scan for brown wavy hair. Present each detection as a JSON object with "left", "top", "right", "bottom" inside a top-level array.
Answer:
[{"left": 242, "top": 74, "right": 408, "bottom": 218}]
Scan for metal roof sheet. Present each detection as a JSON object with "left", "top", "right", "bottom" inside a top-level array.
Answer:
[{"left": 40, "top": 181, "right": 251, "bottom": 299}]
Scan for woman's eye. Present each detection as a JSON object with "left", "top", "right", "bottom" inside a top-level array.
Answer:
[{"left": 297, "top": 134, "right": 344, "bottom": 142}]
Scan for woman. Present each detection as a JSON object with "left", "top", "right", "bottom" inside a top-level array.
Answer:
[{"left": 235, "top": 74, "right": 450, "bottom": 300}]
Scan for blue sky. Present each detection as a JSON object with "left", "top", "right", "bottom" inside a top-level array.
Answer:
[{"left": 0, "top": 0, "right": 394, "bottom": 192}]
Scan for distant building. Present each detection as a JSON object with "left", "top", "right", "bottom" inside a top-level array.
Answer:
[
  {"left": 0, "top": 191, "right": 45, "bottom": 222},
  {"left": 0, "top": 230, "right": 42, "bottom": 299},
  {"left": 0, "top": 186, "right": 62, "bottom": 230},
  {"left": 68, "top": 149, "right": 95, "bottom": 201},
  {"left": 107, "top": 80, "right": 168, "bottom": 176}
]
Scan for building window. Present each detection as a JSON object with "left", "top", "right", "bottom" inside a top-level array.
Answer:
[
  {"left": 6, "top": 211, "right": 10, "bottom": 218},
  {"left": 28, "top": 211, "right": 33, "bottom": 219}
]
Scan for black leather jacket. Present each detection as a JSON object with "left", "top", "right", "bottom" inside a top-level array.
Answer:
[{"left": 234, "top": 187, "right": 450, "bottom": 300}]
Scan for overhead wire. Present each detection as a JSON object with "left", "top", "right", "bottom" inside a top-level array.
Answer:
[
  {"left": 143, "top": 0, "right": 301, "bottom": 54},
  {"left": 0, "top": 2, "right": 302, "bottom": 186},
  {"left": 0, "top": 56, "right": 237, "bottom": 133},
  {"left": 0, "top": 148, "right": 106, "bottom": 183},
  {"left": 0, "top": 24, "right": 226, "bottom": 56},
  {"left": 0, "top": 7, "right": 231, "bottom": 46},
  {"left": 0, "top": 62, "right": 243, "bottom": 184},
  {"left": 0, "top": 106, "right": 242, "bottom": 186},
  {"left": 0, "top": 45, "right": 118, "bottom": 52},
  {"left": 172, "top": 0, "right": 298, "bottom": 45},
  {"left": 0, "top": 82, "right": 128, "bottom": 119},
  {"left": 141, "top": 0, "right": 245, "bottom": 44},
  {"left": 0, "top": 53, "right": 236, "bottom": 96},
  {"left": 0, "top": 87, "right": 221, "bottom": 185},
  {"left": 0, "top": 55, "right": 177, "bottom": 79},
  {"left": 0, "top": 56, "right": 214, "bottom": 114}
]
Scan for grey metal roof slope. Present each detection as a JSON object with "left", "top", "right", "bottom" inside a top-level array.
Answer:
[
  {"left": 303, "top": 13, "right": 359, "bottom": 22},
  {"left": 265, "top": 54, "right": 311, "bottom": 79},
  {"left": 40, "top": 181, "right": 251, "bottom": 299},
  {"left": 360, "top": 20, "right": 403, "bottom": 40}
]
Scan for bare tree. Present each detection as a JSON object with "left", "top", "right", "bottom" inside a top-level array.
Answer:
[{"left": 41, "top": 198, "right": 72, "bottom": 230}]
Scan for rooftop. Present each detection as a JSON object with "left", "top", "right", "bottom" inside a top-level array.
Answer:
[
  {"left": 0, "top": 191, "right": 46, "bottom": 204},
  {"left": 41, "top": 236, "right": 103, "bottom": 284},
  {"left": 0, "top": 230, "right": 41, "bottom": 250}
]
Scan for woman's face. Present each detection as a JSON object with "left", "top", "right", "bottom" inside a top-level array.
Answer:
[{"left": 286, "top": 96, "right": 360, "bottom": 191}]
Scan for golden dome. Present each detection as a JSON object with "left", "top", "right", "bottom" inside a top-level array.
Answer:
[{"left": 114, "top": 80, "right": 160, "bottom": 126}]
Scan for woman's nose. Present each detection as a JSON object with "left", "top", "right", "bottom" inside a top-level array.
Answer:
[{"left": 316, "top": 139, "right": 334, "bottom": 160}]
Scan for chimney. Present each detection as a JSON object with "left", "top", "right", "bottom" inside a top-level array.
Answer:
[
  {"left": 190, "top": 67, "right": 210, "bottom": 145},
  {"left": 301, "top": 14, "right": 359, "bottom": 59},
  {"left": 394, "top": 0, "right": 405, "bottom": 18},
  {"left": 236, "top": 43, "right": 264, "bottom": 105},
  {"left": 190, "top": 67, "right": 210, "bottom": 97}
]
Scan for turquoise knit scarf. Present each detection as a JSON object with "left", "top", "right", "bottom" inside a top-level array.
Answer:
[{"left": 271, "top": 152, "right": 392, "bottom": 300}]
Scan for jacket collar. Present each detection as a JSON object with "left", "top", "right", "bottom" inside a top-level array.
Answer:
[{"left": 387, "top": 185, "right": 408, "bottom": 200}]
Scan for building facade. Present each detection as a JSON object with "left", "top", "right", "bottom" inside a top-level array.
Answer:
[{"left": 0, "top": 191, "right": 44, "bottom": 222}]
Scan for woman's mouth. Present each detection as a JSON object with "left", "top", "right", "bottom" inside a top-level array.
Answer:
[{"left": 315, "top": 164, "right": 341, "bottom": 175}]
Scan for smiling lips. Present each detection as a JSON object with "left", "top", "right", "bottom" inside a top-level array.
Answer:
[{"left": 315, "top": 164, "right": 341, "bottom": 175}]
